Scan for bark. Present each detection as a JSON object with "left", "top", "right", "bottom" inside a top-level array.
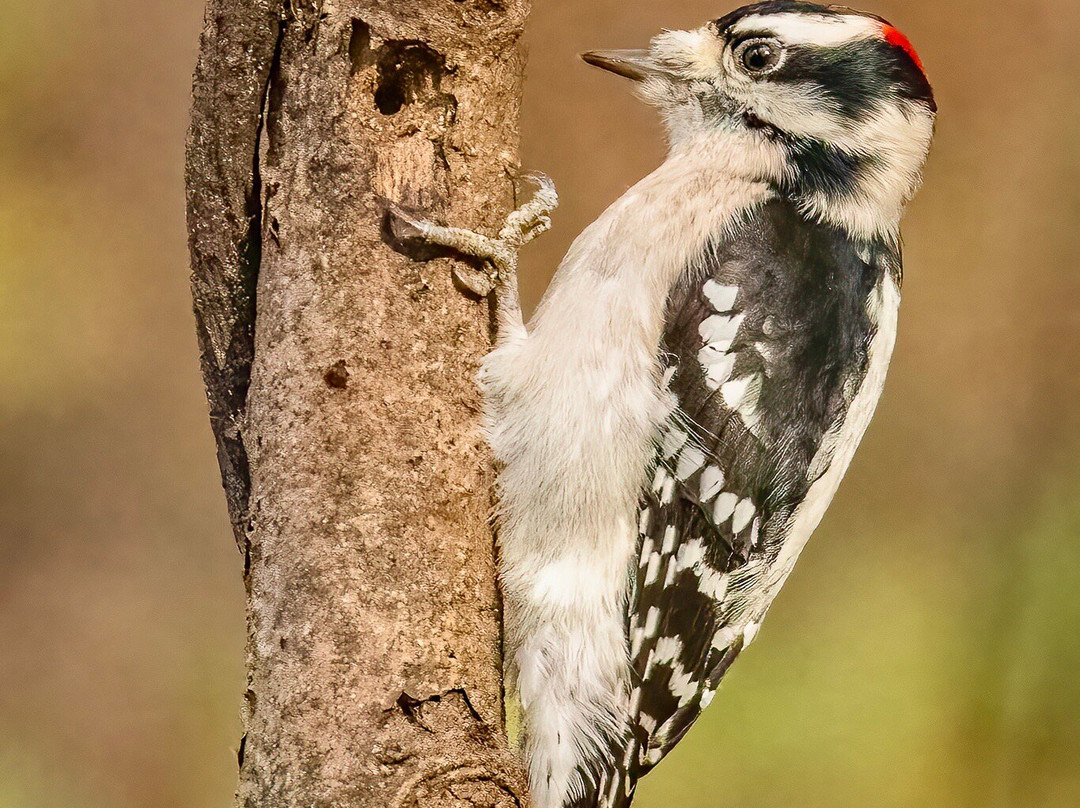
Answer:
[{"left": 185, "top": 1, "right": 530, "bottom": 805}]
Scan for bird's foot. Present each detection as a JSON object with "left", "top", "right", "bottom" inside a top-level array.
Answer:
[
  {"left": 498, "top": 170, "right": 559, "bottom": 253},
  {"left": 389, "top": 171, "right": 558, "bottom": 296}
]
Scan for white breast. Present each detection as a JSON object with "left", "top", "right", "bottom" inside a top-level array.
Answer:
[
  {"left": 481, "top": 133, "right": 780, "bottom": 808},
  {"left": 488, "top": 138, "right": 777, "bottom": 588}
]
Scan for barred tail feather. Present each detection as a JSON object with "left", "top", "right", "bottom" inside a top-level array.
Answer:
[
  {"left": 564, "top": 728, "right": 640, "bottom": 808},
  {"left": 565, "top": 764, "right": 637, "bottom": 808}
]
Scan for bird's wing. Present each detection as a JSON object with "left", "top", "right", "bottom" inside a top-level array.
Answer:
[{"left": 623, "top": 198, "right": 899, "bottom": 785}]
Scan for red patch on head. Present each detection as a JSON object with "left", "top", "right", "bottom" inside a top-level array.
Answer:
[{"left": 881, "top": 24, "right": 925, "bottom": 73}]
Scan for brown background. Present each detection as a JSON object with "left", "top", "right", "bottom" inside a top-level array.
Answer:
[{"left": 1, "top": 1, "right": 1077, "bottom": 806}]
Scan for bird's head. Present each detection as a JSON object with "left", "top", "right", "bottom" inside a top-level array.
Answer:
[{"left": 583, "top": 1, "right": 936, "bottom": 239}]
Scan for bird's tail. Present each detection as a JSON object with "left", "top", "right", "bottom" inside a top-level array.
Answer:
[
  {"left": 564, "top": 768, "right": 636, "bottom": 808},
  {"left": 561, "top": 727, "right": 646, "bottom": 808},
  {"left": 570, "top": 756, "right": 635, "bottom": 808},
  {"left": 509, "top": 614, "right": 631, "bottom": 808}
]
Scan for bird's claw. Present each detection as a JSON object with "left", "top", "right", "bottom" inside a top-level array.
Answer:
[
  {"left": 453, "top": 265, "right": 498, "bottom": 297},
  {"left": 387, "top": 171, "right": 558, "bottom": 301},
  {"left": 386, "top": 204, "right": 430, "bottom": 243},
  {"left": 502, "top": 172, "right": 558, "bottom": 248}
]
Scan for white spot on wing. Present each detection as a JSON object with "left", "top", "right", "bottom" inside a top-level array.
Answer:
[
  {"left": 675, "top": 445, "right": 705, "bottom": 480},
  {"left": 699, "top": 313, "right": 744, "bottom": 350},
  {"left": 699, "top": 464, "right": 725, "bottom": 501},
  {"left": 660, "top": 475, "right": 675, "bottom": 504},
  {"left": 662, "top": 428, "right": 688, "bottom": 459},
  {"left": 653, "top": 636, "right": 683, "bottom": 664},
  {"left": 631, "top": 626, "right": 645, "bottom": 657},
  {"left": 732, "top": 497, "right": 756, "bottom": 532},
  {"left": 712, "top": 625, "right": 739, "bottom": 651},
  {"left": 712, "top": 492, "right": 738, "bottom": 523},
  {"left": 644, "top": 552, "right": 662, "bottom": 585},
  {"left": 721, "top": 376, "right": 751, "bottom": 409},
  {"left": 676, "top": 538, "right": 705, "bottom": 571},
  {"left": 754, "top": 340, "right": 777, "bottom": 364},
  {"left": 698, "top": 566, "right": 729, "bottom": 600},
  {"left": 722, "top": 374, "right": 763, "bottom": 433},
  {"left": 651, "top": 466, "right": 668, "bottom": 493},
  {"left": 701, "top": 351, "right": 737, "bottom": 390},
  {"left": 644, "top": 607, "right": 660, "bottom": 638},
  {"left": 642, "top": 647, "right": 658, "bottom": 680},
  {"left": 661, "top": 525, "right": 677, "bottom": 554},
  {"left": 638, "top": 536, "right": 654, "bottom": 569},
  {"left": 702, "top": 279, "right": 738, "bottom": 312},
  {"left": 668, "top": 662, "right": 700, "bottom": 707}
]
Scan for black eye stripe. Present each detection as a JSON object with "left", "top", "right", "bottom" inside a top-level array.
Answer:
[
  {"left": 724, "top": 30, "right": 935, "bottom": 113},
  {"left": 767, "top": 40, "right": 934, "bottom": 117}
]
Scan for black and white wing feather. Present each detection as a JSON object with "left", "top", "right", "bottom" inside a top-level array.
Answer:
[{"left": 602, "top": 198, "right": 901, "bottom": 806}]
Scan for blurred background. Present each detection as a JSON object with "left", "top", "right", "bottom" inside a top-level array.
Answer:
[{"left": 0, "top": 1, "right": 1077, "bottom": 807}]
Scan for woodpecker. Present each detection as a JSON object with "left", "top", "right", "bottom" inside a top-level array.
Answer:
[{"left": 392, "top": 3, "right": 935, "bottom": 806}]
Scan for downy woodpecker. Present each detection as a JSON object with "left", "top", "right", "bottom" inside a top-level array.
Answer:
[{"left": 392, "top": 3, "right": 935, "bottom": 806}]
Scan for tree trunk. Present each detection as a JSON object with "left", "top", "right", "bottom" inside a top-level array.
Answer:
[{"left": 185, "top": 1, "right": 530, "bottom": 806}]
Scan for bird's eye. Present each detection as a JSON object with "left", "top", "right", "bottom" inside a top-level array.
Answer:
[{"left": 736, "top": 38, "right": 783, "bottom": 74}]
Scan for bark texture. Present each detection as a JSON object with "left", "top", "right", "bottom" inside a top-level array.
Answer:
[{"left": 185, "top": 0, "right": 530, "bottom": 805}]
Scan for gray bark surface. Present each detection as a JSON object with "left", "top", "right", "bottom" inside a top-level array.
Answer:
[{"left": 185, "top": 1, "right": 530, "bottom": 805}]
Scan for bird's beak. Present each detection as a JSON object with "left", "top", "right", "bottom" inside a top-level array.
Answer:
[{"left": 580, "top": 49, "right": 663, "bottom": 81}]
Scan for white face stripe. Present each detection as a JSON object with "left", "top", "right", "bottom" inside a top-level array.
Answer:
[{"left": 730, "top": 12, "right": 881, "bottom": 47}]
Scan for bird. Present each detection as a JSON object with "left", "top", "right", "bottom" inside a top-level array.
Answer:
[{"left": 391, "top": 3, "right": 935, "bottom": 806}]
